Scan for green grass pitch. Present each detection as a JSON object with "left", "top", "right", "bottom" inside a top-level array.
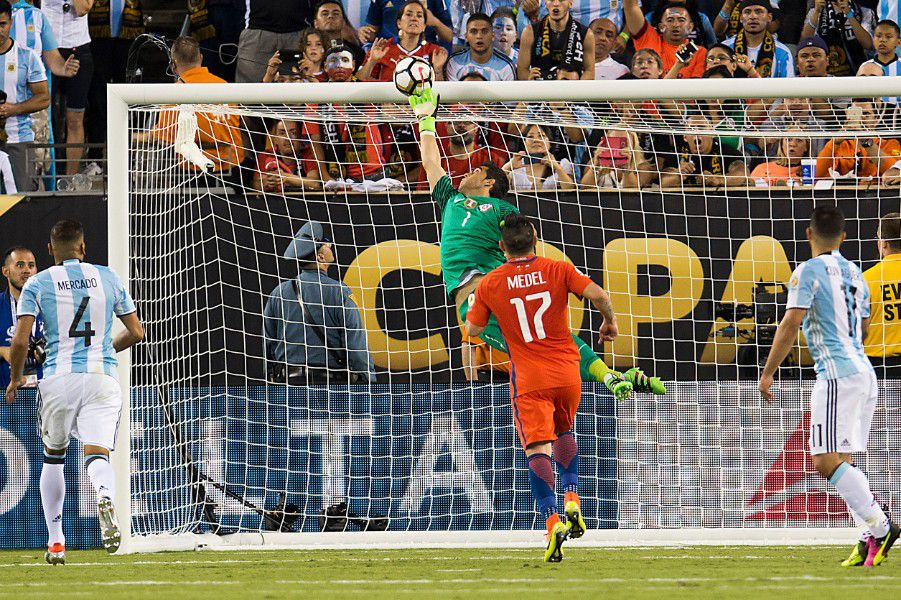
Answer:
[{"left": 0, "top": 546, "right": 898, "bottom": 599}]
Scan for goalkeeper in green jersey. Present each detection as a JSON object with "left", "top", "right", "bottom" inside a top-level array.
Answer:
[{"left": 409, "top": 88, "right": 665, "bottom": 399}]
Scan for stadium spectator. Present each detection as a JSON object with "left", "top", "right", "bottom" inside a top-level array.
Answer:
[
  {"left": 425, "top": 117, "right": 506, "bottom": 188},
  {"left": 0, "top": 0, "right": 49, "bottom": 192},
  {"left": 877, "top": 0, "right": 901, "bottom": 56},
  {"left": 796, "top": 34, "right": 830, "bottom": 76},
  {"left": 749, "top": 132, "right": 809, "bottom": 185},
  {"left": 235, "top": 0, "right": 316, "bottom": 83},
  {"left": 503, "top": 123, "right": 576, "bottom": 190},
  {"left": 855, "top": 59, "right": 900, "bottom": 129},
  {"left": 700, "top": 42, "right": 761, "bottom": 77},
  {"left": 590, "top": 17, "right": 629, "bottom": 80},
  {"left": 263, "top": 28, "right": 326, "bottom": 83},
  {"left": 43, "top": 0, "right": 94, "bottom": 176},
  {"left": 631, "top": 47, "right": 663, "bottom": 78},
  {"left": 801, "top": 0, "right": 874, "bottom": 76},
  {"left": 359, "top": 0, "right": 453, "bottom": 46},
  {"left": 318, "top": 45, "right": 386, "bottom": 183},
  {"left": 760, "top": 96, "right": 831, "bottom": 156},
  {"left": 660, "top": 114, "right": 748, "bottom": 188},
  {"left": 491, "top": 7, "right": 519, "bottom": 62},
  {"left": 139, "top": 37, "right": 245, "bottom": 174},
  {"left": 446, "top": 13, "right": 516, "bottom": 81},
  {"left": 264, "top": 221, "right": 375, "bottom": 384},
  {"left": 359, "top": 1, "right": 448, "bottom": 82},
  {"left": 312, "top": 1, "right": 366, "bottom": 67},
  {"left": 860, "top": 20, "right": 901, "bottom": 106},
  {"left": 714, "top": 0, "right": 783, "bottom": 40},
  {"left": 646, "top": 0, "right": 717, "bottom": 47},
  {"left": 0, "top": 246, "right": 42, "bottom": 390},
  {"left": 816, "top": 99, "right": 901, "bottom": 182},
  {"left": 722, "top": 0, "right": 795, "bottom": 77},
  {"left": 610, "top": 98, "right": 679, "bottom": 186},
  {"left": 695, "top": 66, "right": 747, "bottom": 154},
  {"left": 85, "top": 0, "right": 138, "bottom": 170},
  {"left": 10, "top": 1, "right": 80, "bottom": 187},
  {"left": 624, "top": 0, "right": 708, "bottom": 78},
  {"left": 518, "top": 0, "right": 596, "bottom": 81},
  {"left": 863, "top": 212, "right": 901, "bottom": 372},
  {"left": 580, "top": 125, "right": 647, "bottom": 189},
  {"left": 254, "top": 119, "right": 323, "bottom": 192}
]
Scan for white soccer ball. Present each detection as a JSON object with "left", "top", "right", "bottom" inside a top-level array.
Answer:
[{"left": 393, "top": 56, "right": 434, "bottom": 96}]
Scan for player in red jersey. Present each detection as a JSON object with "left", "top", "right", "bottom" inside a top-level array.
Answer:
[{"left": 466, "top": 213, "right": 619, "bottom": 563}]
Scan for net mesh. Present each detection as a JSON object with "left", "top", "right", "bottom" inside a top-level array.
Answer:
[{"left": 125, "top": 93, "right": 901, "bottom": 539}]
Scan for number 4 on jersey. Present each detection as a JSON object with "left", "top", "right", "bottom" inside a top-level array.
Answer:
[
  {"left": 510, "top": 291, "right": 551, "bottom": 343},
  {"left": 69, "top": 297, "right": 96, "bottom": 347}
]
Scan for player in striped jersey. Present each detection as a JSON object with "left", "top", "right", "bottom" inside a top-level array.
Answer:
[
  {"left": 5, "top": 220, "right": 144, "bottom": 565},
  {"left": 759, "top": 206, "right": 899, "bottom": 568}
]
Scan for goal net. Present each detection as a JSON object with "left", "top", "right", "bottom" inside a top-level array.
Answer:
[{"left": 110, "top": 78, "right": 901, "bottom": 552}]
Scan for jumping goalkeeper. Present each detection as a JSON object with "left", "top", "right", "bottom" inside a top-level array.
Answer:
[{"left": 409, "top": 87, "right": 665, "bottom": 399}]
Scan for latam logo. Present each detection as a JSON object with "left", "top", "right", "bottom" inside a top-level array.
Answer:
[{"left": 746, "top": 411, "right": 849, "bottom": 521}]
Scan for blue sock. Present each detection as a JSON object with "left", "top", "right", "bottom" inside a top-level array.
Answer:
[
  {"left": 527, "top": 453, "right": 557, "bottom": 520},
  {"left": 553, "top": 431, "right": 579, "bottom": 493}
]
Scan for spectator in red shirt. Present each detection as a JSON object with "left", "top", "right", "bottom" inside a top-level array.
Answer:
[
  {"left": 623, "top": 0, "right": 707, "bottom": 77},
  {"left": 262, "top": 28, "right": 327, "bottom": 83},
  {"left": 359, "top": 0, "right": 448, "bottom": 82},
  {"left": 254, "top": 119, "right": 324, "bottom": 191}
]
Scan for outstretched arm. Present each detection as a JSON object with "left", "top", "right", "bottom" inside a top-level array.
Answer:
[
  {"left": 758, "top": 307, "right": 805, "bottom": 402},
  {"left": 410, "top": 87, "right": 448, "bottom": 190}
]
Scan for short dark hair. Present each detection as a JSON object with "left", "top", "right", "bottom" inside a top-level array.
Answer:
[
  {"left": 3, "top": 246, "right": 32, "bottom": 266},
  {"left": 0, "top": 1, "right": 11, "bottom": 18},
  {"left": 501, "top": 213, "right": 535, "bottom": 256},
  {"left": 50, "top": 220, "right": 85, "bottom": 247},
  {"left": 467, "top": 12, "right": 492, "bottom": 29},
  {"left": 171, "top": 36, "right": 202, "bottom": 66},
  {"left": 876, "top": 19, "right": 901, "bottom": 38},
  {"left": 880, "top": 212, "right": 901, "bottom": 252},
  {"left": 481, "top": 161, "right": 509, "bottom": 199},
  {"left": 810, "top": 206, "right": 845, "bottom": 239},
  {"left": 491, "top": 6, "right": 515, "bottom": 21}
]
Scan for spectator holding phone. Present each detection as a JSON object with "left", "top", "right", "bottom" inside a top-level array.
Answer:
[
  {"left": 254, "top": 119, "right": 323, "bottom": 192},
  {"left": 660, "top": 113, "right": 748, "bottom": 188},
  {"left": 623, "top": 0, "right": 707, "bottom": 77},
  {"left": 503, "top": 123, "right": 575, "bottom": 191},
  {"left": 518, "top": 0, "right": 596, "bottom": 81},
  {"left": 723, "top": 0, "right": 795, "bottom": 78},
  {"left": 816, "top": 99, "right": 901, "bottom": 182},
  {"left": 263, "top": 29, "right": 327, "bottom": 83}
]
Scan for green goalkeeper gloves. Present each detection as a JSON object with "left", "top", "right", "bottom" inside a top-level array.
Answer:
[{"left": 409, "top": 87, "right": 439, "bottom": 135}]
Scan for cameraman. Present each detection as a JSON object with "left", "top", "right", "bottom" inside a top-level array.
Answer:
[
  {"left": 864, "top": 212, "right": 901, "bottom": 376},
  {"left": 0, "top": 246, "right": 44, "bottom": 388}
]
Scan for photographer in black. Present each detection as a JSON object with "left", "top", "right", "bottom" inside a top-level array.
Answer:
[{"left": 0, "top": 246, "right": 45, "bottom": 388}]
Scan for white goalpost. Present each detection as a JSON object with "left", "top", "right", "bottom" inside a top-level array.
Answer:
[{"left": 107, "top": 77, "right": 901, "bottom": 553}]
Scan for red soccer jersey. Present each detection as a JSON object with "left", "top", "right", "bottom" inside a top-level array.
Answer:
[
  {"left": 468, "top": 255, "right": 593, "bottom": 395},
  {"left": 367, "top": 40, "right": 440, "bottom": 82}
]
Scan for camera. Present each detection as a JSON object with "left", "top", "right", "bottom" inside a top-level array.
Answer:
[
  {"left": 28, "top": 337, "right": 46, "bottom": 365},
  {"left": 277, "top": 49, "right": 303, "bottom": 76},
  {"left": 712, "top": 282, "right": 790, "bottom": 369}
]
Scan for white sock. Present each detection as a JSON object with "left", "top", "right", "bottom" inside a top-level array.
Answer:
[
  {"left": 85, "top": 454, "right": 115, "bottom": 499},
  {"left": 849, "top": 508, "right": 873, "bottom": 542},
  {"left": 40, "top": 460, "right": 66, "bottom": 546},
  {"left": 830, "top": 462, "right": 890, "bottom": 539}
]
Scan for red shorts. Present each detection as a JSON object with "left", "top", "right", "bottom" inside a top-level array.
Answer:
[{"left": 511, "top": 384, "right": 582, "bottom": 448}]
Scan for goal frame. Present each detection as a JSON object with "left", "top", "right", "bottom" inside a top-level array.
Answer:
[{"left": 107, "top": 77, "right": 901, "bottom": 553}]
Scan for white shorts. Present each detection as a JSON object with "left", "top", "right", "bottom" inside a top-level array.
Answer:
[
  {"left": 37, "top": 372, "right": 122, "bottom": 451},
  {"left": 809, "top": 370, "right": 878, "bottom": 455}
]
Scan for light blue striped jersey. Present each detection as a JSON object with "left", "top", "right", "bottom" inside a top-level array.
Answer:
[
  {"left": 786, "top": 250, "right": 872, "bottom": 380},
  {"left": 11, "top": 0, "right": 59, "bottom": 54},
  {"left": 0, "top": 41, "right": 46, "bottom": 143},
  {"left": 864, "top": 58, "right": 901, "bottom": 104},
  {"left": 723, "top": 36, "right": 796, "bottom": 78},
  {"left": 445, "top": 49, "right": 517, "bottom": 81},
  {"left": 17, "top": 259, "right": 136, "bottom": 379},
  {"left": 877, "top": 2, "right": 901, "bottom": 58}
]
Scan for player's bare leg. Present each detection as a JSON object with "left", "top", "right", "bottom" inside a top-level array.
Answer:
[{"left": 41, "top": 445, "right": 67, "bottom": 565}]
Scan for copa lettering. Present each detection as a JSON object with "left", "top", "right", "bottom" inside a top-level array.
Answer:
[{"left": 343, "top": 236, "right": 799, "bottom": 369}]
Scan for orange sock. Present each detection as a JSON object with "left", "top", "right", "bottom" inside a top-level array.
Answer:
[
  {"left": 565, "top": 491, "right": 580, "bottom": 507},
  {"left": 546, "top": 513, "right": 561, "bottom": 534}
]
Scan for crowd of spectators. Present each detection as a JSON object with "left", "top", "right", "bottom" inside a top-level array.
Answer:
[{"left": 4, "top": 0, "right": 901, "bottom": 194}]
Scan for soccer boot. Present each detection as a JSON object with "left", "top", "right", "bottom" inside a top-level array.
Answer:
[
  {"left": 564, "top": 498, "right": 586, "bottom": 540},
  {"left": 544, "top": 520, "right": 570, "bottom": 563},
  {"left": 44, "top": 542, "right": 65, "bottom": 565},
  {"left": 840, "top": 540, "right": 867, "bottom": 567},
  {"left": 864, "top": 521, "right": 900, "bottom": 567},
  {"left": 604, "top": 372, "right": 633, "bottom": 401},
  {"left": 97, "top": 497, "right": 121, "bottom": 554},
  {"left": 623, "top": 367, "right": 666, "bottom": 395}
]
